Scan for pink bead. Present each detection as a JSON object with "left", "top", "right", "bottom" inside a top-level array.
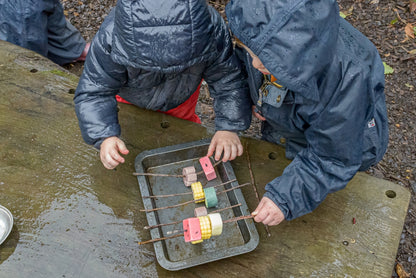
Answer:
[
  {"left": 183, "top": 166, "right": 197, "bottom": 187},
  {"left": 199, "top": 156, "right": 216, "bottom": 181},
  {"left": 183, "top": 217, "right": 202, "bottom": 242},
  {"left": 194, "top": 206, "right": 208, "bottom": 217}
]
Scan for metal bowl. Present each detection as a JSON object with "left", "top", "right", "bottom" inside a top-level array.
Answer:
[{"left": 0, "top": 205, "right": 13, "bottom": 245}]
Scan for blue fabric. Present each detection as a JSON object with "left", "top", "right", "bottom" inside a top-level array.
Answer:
[
  {"left": 0, "top": 0, "right": 86, "bottom": 65},
  {"left": 74, "top": 0, "right": 251, "bottom": 149},
  {"left": 227, "top": 0, "right": 388, "bottom": 220}
]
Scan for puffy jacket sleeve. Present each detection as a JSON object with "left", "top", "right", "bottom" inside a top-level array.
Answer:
[
  {"left": 202, "top": 11, "right": 252, "bottom": 132},
  {"left": 45, "top": 0, "right": 86, "bottom": 65},
  {"left": 264, "top": 61, "right": 369, "bottom": 220},
  {"left": 74, "top": 13, "right": 127, "bottom": 149}
]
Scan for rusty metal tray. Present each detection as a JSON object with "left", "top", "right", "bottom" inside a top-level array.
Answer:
[{"left": 134, "top": 139, "right": 259, "bottom": 271}]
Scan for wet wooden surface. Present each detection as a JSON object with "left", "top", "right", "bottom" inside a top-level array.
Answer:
[{"left": 0, "top": 41, "right": 410, "bottom": 277}]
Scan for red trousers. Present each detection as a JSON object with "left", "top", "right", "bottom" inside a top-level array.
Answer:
[{"left": 115, "top": 82, "right": 202, "bottom": 124}]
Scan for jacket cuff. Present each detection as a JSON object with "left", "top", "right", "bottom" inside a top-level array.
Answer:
[
  {"left": 264, "top": 183, "right": 292, "bottom": 220},
  {"left": 93, "top": 138, "right": 105, "bottom": 150}
]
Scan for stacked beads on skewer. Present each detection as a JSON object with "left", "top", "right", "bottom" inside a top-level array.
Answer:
[
  {"left": 182, "top": 166, "right": 197, "bottom": 187},
  {"left": 182, "top": 156, "right": 217, "bottom": 187},
  {"left": 190, "top": 182, "right": 218, "bottom": 208},
  {"left": 183, "top": 213, "right": 223, "bottom": 244}
]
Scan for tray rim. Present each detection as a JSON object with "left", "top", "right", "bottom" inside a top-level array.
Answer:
[{"left": 135, "top": 139, "right": 259, "bottom": 271}]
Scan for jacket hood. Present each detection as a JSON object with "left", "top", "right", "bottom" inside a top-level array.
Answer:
[
  {"left": 226, "top": 0, "right": 340, "bottom": 101},
  {"left": 111, "top": 0, "right": 216, "bottom": 73}
]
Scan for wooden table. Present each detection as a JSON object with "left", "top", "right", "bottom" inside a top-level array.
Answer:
[{"left": 0, "top": 41, "right": 410, "bottom": 277}]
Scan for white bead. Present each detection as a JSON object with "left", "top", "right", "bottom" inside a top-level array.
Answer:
[{"left": 208, "top": 213, "right": 223, "bottom": 236}]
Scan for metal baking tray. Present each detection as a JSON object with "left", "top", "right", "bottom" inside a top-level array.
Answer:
[{"left": 135, "top": 139, "right": 259, "bottom": 271}]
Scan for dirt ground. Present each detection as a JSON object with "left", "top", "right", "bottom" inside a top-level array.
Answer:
[{"left": 62, "top": 0, "right": 416, "bottom": 276}]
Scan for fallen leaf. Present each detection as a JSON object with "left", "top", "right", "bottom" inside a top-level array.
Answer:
[
  {"left": 383, "top": 62, "right": 394, "bottom": 74},
  {"left": 405, "top": 23, "right": 415, "bottom": 38},
  {"left": 395, "top": 124, "right": 400, "bottom": 127},
  {"left": 340, "top": 6, "right": 354, "bottom": 18},
  {"left": 409, "top": 49, "right": 416, "bottom": 54},
  {"left": 405, "top": 83, "right": 414, "bottom": 88},
  {"left": 396, "top": 262, "right": 410, "bottom": 278},
  {"left": 390, "top": 18, "right": 399, "bottom": 25}
]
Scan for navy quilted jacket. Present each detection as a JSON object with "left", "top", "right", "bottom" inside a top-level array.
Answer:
[
  {"left": 226, "top": 0, "right": 388, "bottom": 220},
  {"left": 74, "top": 0, "right": 251, "bottom": 148}
]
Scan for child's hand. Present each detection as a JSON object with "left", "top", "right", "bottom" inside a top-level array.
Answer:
[
  {"left": 207, "top": 131, "right": 243, "bottom": 162},
  {"left": 252, "top": 105, "right": 266, "bottom": 121},
  {"left": 252, "top": 196, "right": 285, "bottom": 226},
  {"left": 100, "top": 136, "right": 129, "bottom": 169}
]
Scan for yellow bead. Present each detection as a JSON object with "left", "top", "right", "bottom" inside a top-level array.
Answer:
[
  {"left": 198, "top": 216, "right": 212, "bottom": 239},
  {"left": 191, "top": 182, "right": 205, "bottom": 203}
]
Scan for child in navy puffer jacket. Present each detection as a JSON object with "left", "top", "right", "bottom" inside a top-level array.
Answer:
[
  {"left": 226, "top": 0, "right": 388, "bottom": 225},
  {"left": 74, "top": 0, "right": 251, "bottom": 169}
]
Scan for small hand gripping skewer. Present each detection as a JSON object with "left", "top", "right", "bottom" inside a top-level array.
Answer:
[{"left": 138, "top": 214, "right": 255, "bottom": 245}]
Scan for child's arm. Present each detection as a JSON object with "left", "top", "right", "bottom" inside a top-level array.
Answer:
[
  {"left": 100, "top": 137, "right": 129, "bottom": 169},
  {"left": 74, "top": 10, "right": 127, "bottom": 151},
  {"left": 252, "top": 197, "right": 285, "bottom": 226},
  {"left": 206, "top": 131, "right": 243, "bottom": 162},
  {"left": 202, "top": 9, "right": 252, "bottom": 161}
]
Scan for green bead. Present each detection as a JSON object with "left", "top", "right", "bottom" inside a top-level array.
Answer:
[{"left": 204, "top": 187, "right": 218, "bottom": 208}]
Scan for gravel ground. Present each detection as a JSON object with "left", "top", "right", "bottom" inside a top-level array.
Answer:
[{"left": 62, "top": 0, "right": 416, "bottom": 276}]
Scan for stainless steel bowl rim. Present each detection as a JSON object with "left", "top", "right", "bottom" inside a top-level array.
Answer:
[{"left": 0, "top": 204, "right": 13, "bottom": 245}]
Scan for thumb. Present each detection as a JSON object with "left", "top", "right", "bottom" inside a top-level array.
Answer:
[{"left": 116, "top": 140, "right": 129, "bottom": 155}]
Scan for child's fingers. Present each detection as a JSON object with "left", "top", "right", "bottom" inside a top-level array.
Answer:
[
  {"left": 111, "top": 150, "right": 125, "bottom": 164},
  {"left": 221, "top": 144, "right": 231, "bottom": 162},
  {"left": 116, "top": 139, "right": 129, "bottom": 155},
  {"left": 228, "top": 144, "right": 238, "bottom": 161},
  {"left": 237, "top": 143, "right": 244, "bottom": 157},
  {"left": 252, "top": 199, "right": 267, "bottom": 222},
  {"left": 215, "top": 144, "right": 224, "bottom": 161},
  {"left": 207, "top": 140, "right": 217, "bottom": 157},
  {"left": 101, "top": 152, "right": 120, "bottom": 169}
]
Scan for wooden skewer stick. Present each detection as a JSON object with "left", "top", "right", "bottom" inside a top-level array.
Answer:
[
  {"left": 194, "top": 160, "right": 222, "bottom": 175},
  {"left": 133, "top": 157, "right": 222, "bottom": 178},
  {"left": 141, "top": 197, "right": 205, "bottom": 212},
  {"left": 245, "top": 141, "right": 271, "bottom": 237},
  {"left": 133, "top": 172, "right": 183, "bottom": 178},
  {"left": 143, "top": 203, "right": 242, "bottom": 230},
  {"left": 219, "top": 183, "right": 249, "bottom": 194},
  {"left": 138, "top": 214, "right": 254, "bottom": 245},
  {"left": 211, "top": 203, "right": 241, "bottom": 214},
  {"left": 141, "top": 179, "right": 237, "bottom": 199},
  {"left": 140, "top": 183, "right": 250, "bottom": 213},
  {"left": 144, "top": 219, "right": 183, "bottom": 230},
  {"left": 223, "top": 214, "right": 254, "bottom": 224},
  {"left": 138, "top": 233, "right": 184, "bottom": 245}
]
